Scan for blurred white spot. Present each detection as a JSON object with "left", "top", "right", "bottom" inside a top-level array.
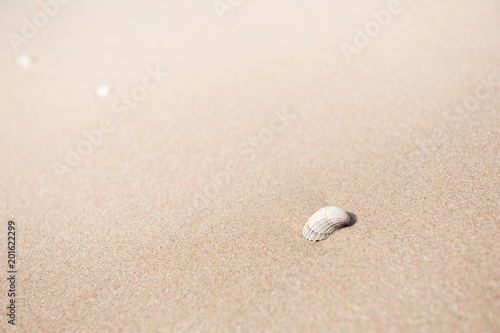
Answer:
[
  {"left": 96, "top": 85, "right": 112, "bottom": 97},
  {"left": 16, "top": 54, "right": 36, "bottom": 68}
]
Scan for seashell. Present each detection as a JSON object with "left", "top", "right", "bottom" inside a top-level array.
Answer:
[
  {"left": 16, "top": 54, "right": 36, "bottom": 68},
  {"left": 96, "top": 85, "right": 112, "bottom": 97},
  {"left": 302, "top": 206, "right": 350, "bottom": 241}
]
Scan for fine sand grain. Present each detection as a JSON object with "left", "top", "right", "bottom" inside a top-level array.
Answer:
[{"left": 1, "top": 0, "right": 499, "bottom": 331}]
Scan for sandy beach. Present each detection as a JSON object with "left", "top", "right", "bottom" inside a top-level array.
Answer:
[{"left": 1, "top": 0, "right": 499, "bottom": 331}]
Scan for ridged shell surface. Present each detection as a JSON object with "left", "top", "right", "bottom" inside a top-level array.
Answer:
[{"left": 302, "top": 206, "right": 350, "bottom": 241}]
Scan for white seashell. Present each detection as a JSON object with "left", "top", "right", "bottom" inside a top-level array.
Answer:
[
  {"left": 302, "top": 206, "right": 350, "bottom": 242},
  {"left": 96, "top": 85, "right": 112, "bottom": 97}
]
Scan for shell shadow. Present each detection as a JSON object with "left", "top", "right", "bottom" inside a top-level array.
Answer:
[{"left": 346, "top": 212, "right": 358, "bottom": 228}]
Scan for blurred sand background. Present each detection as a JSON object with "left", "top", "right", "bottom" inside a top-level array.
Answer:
[{"left": 0, "top": 0, "right": 499, "bottom": 331}]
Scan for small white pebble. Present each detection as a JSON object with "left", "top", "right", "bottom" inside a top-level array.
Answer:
[
  {"left": 16, "top": 54, "right": 36, "bottom": 68},
  {"left": 96, "top": 85, "right": 112, "bottom": 97}
]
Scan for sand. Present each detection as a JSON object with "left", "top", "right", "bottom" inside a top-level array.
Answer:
[{"left": 1, "top": 0, "right": 499, "bottom": 331}]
